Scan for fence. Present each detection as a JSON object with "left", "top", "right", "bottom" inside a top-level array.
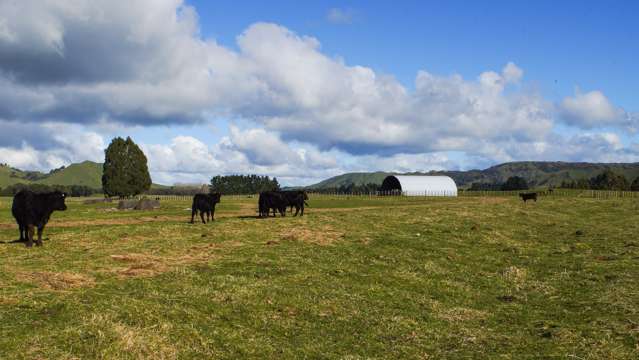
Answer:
[{"left": 71, "top": 189, "right": 639, "bottom": 202}]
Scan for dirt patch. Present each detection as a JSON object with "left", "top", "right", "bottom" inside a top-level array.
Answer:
[
  {"left": 16, "top": 271, "right": 95, "bottom": 290},
  {"left": 279, "top": 226, "right": 344, "bottom": 245}
]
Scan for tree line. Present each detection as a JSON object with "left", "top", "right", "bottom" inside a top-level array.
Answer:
[
  {"left": 310, "top": 183, "right": 380, "bottom": 194},
  {"left": 209, "top": 174, "right": 280, "bottom": 195},
  {"left": 560, "top": 169, "right": 639, "bottom": 191},
  {"left": 0, "top": 183, "right": 100, "bottom": 197},
  {"left": 469, "top": 169, "right": 639, "bottom": 192}
]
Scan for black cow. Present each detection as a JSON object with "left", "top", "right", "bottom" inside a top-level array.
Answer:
[
  {"left": 519, "top": 192, "right": 538, "bottom": 203},
  {"left": 279, "top": 190, "right": 309, "bottom": 216},
  {"left": 258, "top": 191, "right": 287, "bottom": 218},
  {"left": 190, "top": 192, "right": 222, "bottom": 224},
  {"left": 11, "top": 190, "right": 67, "bottom": 247}
]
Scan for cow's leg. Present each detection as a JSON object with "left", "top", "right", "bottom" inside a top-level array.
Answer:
[
  {"left": 18, "top": 222, "right": 25, "bottom": 241},
  {"left": 210, "top": 209, "right": 215, "bottom": 221},
  {"left": 190, "top": 208, "right": 196, "bottom": 224},
  {"left": 36, "top": 226, "right": 44, "bottom": 247},
  {"left": 300, "top": 204, "right": 304, "bottom": 216},
  {"left": 200, "top": 211, "right": 206, "bottom": 224},
  {"left": 294, "top": 205, "right": 300, "bottom": 217},
  {"left": 26, "top": 225, "right": 35, "bottom": 248}
]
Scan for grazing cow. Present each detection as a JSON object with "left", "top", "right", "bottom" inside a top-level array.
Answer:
[
  {"left": 519, "top": 192, "right": 538, "bottom": 203},
  {"left": 258, "top": 191, "right": 287, "bottom": 218},
  {"left": 11, "top": 190, "right": 67, "bottom": 247},
  {"left": 279, "top": 190, "right": 309, "bottom": 216},
  {"left": 190, "top": 192, "right": 222, "bottom": 224}
]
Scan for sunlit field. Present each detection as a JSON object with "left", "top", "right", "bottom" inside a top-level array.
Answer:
[{"left": 1, "top": 195, "right": 638, "bottom": 358}]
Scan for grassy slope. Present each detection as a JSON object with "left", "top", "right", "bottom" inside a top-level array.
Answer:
[
  {"left": 0, "top": 195, "right": 637, "bottom": 358},
  {"left": 1, "top": 161, "right": 169, "bottom": 189},
  {"left": 39, "top": 161, "right": 103, "bottom": 188},
  {"left": 308, "top": 161, "right": 639, "bottom": 189},
  {"left": 0, "top": 165, "right": 30, "bottom": 187}
]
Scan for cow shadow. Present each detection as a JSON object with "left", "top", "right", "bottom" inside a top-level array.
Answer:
[
  {"left": 0, "top": 238, "right": 49, "bottom": 245},
  {"left": 236, "top": 215, "right": 262, "bottom": 220}
]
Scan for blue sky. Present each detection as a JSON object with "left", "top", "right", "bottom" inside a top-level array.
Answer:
[{"left": 0, "top": 0, "right": 637, "bottom": 185}]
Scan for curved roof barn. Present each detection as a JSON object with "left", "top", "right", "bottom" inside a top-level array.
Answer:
[{"left": 380, "top": 175, "right": 457, "bottom": 196}]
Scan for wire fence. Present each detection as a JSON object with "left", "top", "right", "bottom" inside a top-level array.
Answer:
[{"left": 47, "top": 188, "right": 639, "bottom": 203}]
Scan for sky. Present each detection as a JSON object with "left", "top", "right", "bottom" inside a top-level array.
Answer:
[{"left": 0, "top": 0, "right": 637, "bottom": 186}]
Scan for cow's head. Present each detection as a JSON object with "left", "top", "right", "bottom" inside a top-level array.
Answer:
[
  {"left": 301, "top": 191, "right": 309, "bottom": 200},
  {"left": 208, "top": 192, "right": 221, "bottom": 204},
  {"left": 48, "top": 191, "right": 68, "bottom": 211}
]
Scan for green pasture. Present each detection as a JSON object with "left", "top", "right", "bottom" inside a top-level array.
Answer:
[{"left": 0, "top": 195, "right": 637, "bottom": 358}]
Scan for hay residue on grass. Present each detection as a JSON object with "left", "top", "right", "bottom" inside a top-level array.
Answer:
[
  {"left": 279, "top": 226, "right": 344, "bottom": 245},
  {"left": 16, "top": 271, "right": 95, "bottom": 290}
]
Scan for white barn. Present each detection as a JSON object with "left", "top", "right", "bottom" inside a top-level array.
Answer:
[{"left": 380, "top": 175, "right": 458, "bottom": 196}]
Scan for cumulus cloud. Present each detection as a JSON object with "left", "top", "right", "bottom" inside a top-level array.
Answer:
[
  {"left": 0, "top": 1, "right": 554, "bottom": 155},
  {"left": 0, "top": 123, "right": 104, "bottom": 171},
  {"left": 560, "top": 89, "right": 627, "bottom": 128}
]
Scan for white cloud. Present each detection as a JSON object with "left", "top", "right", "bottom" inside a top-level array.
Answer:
[
  {"left": 0, "top": 2, "right": 555, "bottom": 156},
  {"left": 560, "top": 89, "right": 626, "bottom": 128},
  {"left": 502, "top": 62, "right": 523, "bottom": 84},
  {"left": 327, "top": 8, "right": 354, "bottom": 24}
]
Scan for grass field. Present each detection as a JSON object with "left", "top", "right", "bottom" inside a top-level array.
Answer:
[{"left": 0, "top": 195, "right": 638, "bottom": 359}]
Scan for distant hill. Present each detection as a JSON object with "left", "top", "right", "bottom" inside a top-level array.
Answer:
[
  {"left": 0, "top": 161, "right": 174, "bottom": 190},
  {"left": 307, "top": 162, "right": 639, "bottom": 189},
  {"left": 0, "top": 161, "right": 104, "bottom": 188}
]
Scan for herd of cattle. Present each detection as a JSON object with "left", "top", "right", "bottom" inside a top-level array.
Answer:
[
  {"left": 10, "top": 188, "right": 538, "bottom": 247},
  {"left": 9, "top": 189, "right": 309, "bottom": 247}
]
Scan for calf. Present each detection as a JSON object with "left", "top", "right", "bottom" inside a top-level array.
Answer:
[
  {"left": 190, "top": 192, "right": 222, "bottom": 224},
  {"left": 11, "top": 190, "right": 67, "bottom": 247},
  {"left": 258, "top": 191, "right": 287, "bottom": 217},
  {"left": 519, "top": 192, "right": 538, "bottom": 203}
]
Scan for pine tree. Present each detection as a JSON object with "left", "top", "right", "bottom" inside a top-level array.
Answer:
[{"left": 102, "top": 137, "right": 151, "bottom": 197}]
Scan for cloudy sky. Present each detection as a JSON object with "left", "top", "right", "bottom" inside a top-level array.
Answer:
[{"left": 0, "top": 0, "right": 637, "bottom": 185}]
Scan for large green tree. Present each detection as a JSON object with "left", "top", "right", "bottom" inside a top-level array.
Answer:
[
  {"left": 630, "top": 176, "right": 639, "bottom": 191},
  {"left": 102, "top": 137, "right": 151, "bottom": 197}
]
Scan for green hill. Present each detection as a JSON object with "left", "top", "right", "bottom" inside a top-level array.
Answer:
[
  {"left": 307, "top": 161, "right": 639, "bottom": 189},
  {"left": 0, "top": 161, "right": 104, "bottom": 189},
  {"left": 39, "top": 161, "right": 104, "bottom": 188}
]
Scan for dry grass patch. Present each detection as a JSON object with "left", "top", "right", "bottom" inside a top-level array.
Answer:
[
  {"left": 16, "top": 271, "right": 95, "bottom": 290},
  {"left": 279, "top": 226, "right": 344, "bottom": 245},
  {"left": 86, "top": 314, "right": 178, "bottom": 359},
  {"left": 502, "top": 266, "right": 528, "bottom": 290},
  {"left": 108, "top": 241, "right": 241, "bottom": 278}
]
